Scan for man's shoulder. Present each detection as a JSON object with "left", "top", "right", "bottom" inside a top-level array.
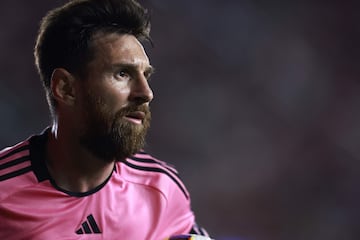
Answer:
[
  {"left": 0, "top": 140, "right": 36, "bottom": 201},
  {"left": 0, "top": 140, "right": 32, "bottom": 181},
  {"left": 117, "top": 151, "right": 190, "bottom": 200}
]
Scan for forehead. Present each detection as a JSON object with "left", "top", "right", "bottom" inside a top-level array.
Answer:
[{"left": 89, "top": 32, "right": 150, "bottom": 66}]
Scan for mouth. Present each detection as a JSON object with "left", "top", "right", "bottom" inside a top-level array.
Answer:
[{"left": 124, "top": 111, "right": 145, "bottom": 125}]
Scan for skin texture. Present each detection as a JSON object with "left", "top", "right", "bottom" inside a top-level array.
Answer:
[{"left": 46, "top": 33, "right": 154, "bottom": 193}]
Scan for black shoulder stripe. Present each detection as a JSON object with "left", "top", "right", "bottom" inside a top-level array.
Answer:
[
  {"left": 0, "top": 166, "right": 32, "bottom": 181},
  {"left": 129, "top": 156, "right": 178, "bottom": 176},
  {"left": 0, "top": 145, "right": 29, "bottom": 161},
  {"left": 123, "top": 160, "right": 189, "bottom": 199},
  {"left": 0, "top": 156, "right": 29, "bottom": 171}
]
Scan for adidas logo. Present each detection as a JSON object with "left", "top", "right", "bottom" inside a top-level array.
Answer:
[{"left": 76, "top": 214, "right": 102, "bottom": 234}]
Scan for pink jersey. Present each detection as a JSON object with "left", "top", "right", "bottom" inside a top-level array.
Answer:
[{"left": 0, "top": 129, "right": 204, "bottom": 240}]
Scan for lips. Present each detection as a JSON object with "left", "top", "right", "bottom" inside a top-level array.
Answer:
[
  {"left": 126, "top": 111, "right": 145, "bottom": 120},
  {"left": 124, "top": 111, "right": 145, "bottom": 124}
]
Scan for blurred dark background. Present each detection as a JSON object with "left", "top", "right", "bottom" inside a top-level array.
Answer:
[{"left": 1, "top": 1, "right": 360, "bottom": 240}]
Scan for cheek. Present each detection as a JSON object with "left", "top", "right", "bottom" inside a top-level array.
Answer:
[
  {"left": 106, "top": 87, "right": 131, "bottom": 108},
  {"left": 84, "top": 80, "right": 131, "bottom": 112}
]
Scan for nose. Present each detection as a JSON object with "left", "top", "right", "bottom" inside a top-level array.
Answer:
[{"left": 129, "top": 76, "right": 154, "bottom": 104}]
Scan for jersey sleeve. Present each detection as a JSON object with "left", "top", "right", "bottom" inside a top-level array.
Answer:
[
  {"left": 157, "top": 179, "right": 211, "bottom": 239},
  {"left": 125, "top": 153, "right": 210, "bottom": 239},
  {"left": 156, "top": 173, "right": 195, "bottom": 238}
]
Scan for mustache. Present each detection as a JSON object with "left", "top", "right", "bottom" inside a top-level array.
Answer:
[{"left": 115, "top": 104, "right": 151, "bottom": 117}]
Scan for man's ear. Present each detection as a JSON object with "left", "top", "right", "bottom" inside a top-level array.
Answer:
[{"left": 50, "top": 68, "right": 76, "bottom": 106}]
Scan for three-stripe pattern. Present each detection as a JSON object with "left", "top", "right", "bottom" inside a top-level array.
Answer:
[
  {"left": 76, "top": 214, "right": 102, "bottom": 234},
  {"left": 124, "top": 151, "right": 190, "bottom": 199},
  {"left": 0, "top": 141, "right": 31, "bottom": 182}
]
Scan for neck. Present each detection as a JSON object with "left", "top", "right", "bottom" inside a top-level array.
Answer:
[{"left": 46, "top": 124, "right": 115, "bottom": 193}]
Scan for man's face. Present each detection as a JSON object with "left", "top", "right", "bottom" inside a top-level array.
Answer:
[{"left": 76, "top": 33, "right": 154, "bottom": 162}]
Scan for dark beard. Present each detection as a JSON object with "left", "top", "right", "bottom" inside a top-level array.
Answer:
[{"left": 79, "top": 102, "right": 151, "bottom": 162}]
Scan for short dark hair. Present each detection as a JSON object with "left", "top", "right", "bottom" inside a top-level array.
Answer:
[{"left": 34, "top": 0, "right": 151, "bottom": 116}]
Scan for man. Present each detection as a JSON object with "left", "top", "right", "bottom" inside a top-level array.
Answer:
[{"left": 0, "top": 0, "right": 209, "bottom": 239}]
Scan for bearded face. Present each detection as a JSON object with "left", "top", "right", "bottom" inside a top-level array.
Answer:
[{"left": 74, "top": 33, "right": 154, "bottom": 162}]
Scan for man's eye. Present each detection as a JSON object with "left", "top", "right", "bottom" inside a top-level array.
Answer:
[{"left": 116, "top": 71, "right": 130, "bottom": 80}]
